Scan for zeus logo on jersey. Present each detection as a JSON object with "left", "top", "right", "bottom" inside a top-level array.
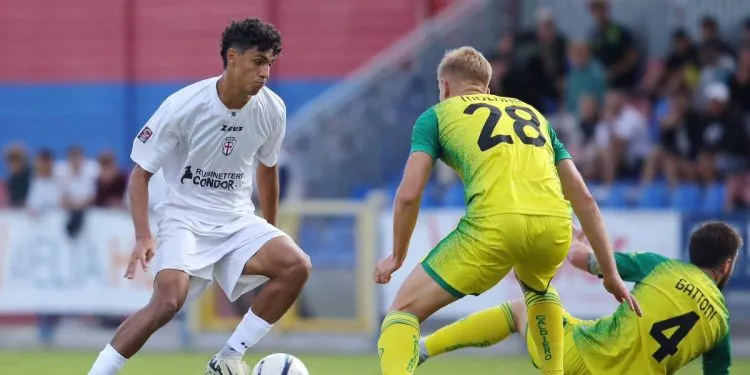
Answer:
[
  {"left": 180, "top": 166, "right": 244, "bottom": 190},
  {"left": 221, "top": 125, "right": 244, "bottom": 132}
]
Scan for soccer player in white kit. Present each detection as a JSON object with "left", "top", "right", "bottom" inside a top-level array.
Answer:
[{"left": 87, "top": 18, "right": 311, "bottom": 375}]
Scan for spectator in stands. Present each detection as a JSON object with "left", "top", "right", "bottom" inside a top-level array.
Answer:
[
  {"left": 729, "top": 44, "right": 750, "bottom": 115},
  {"left": 696, "top": 82, "right": 749, "bottom": 211},
  {"left": 564, "top": 40, "right": 607, "bottom": 115},
  {"left": 0, "top": 180, "right": 6, "bottom": 207},
  {"left": 3, "top": 143, "right": 31, "bottom": 208},
  {"left": 595, "top": 90, "right": 650, "bottom": 185},
  {"left": 660, "top": 29, "right": 700, "bottom": 95},
  {"left": 26, "top": 149, "right": 61, "bottom": 215},
  {"left": 640, "top": 91, "right": 703, "bottom": 188},
  {"left": 514, "top": 7, "right": 568, "bottom": 112},
  {"left": 54, "top": 145, "right": 99, "bottom": 183},
  {"left": 665, "top": 28, "right": 700, "bottom": 73},
  {"left": 742, "top": 18, "right": 750, "bottom": 46},
  {"left": 574, "top": 93, "right": 603, "bottom": 179},
  {"left": 59, "top": 146, "right": 95, "bottom": 238},
  {"left": 698, "top": 16, "right": 733, "bottom": 58},
  {"left": 277, "top": 150, "right": 294, "bottom": 202},
  {"left": 488, "top": 36, "right": 535, "bottom": 106},
  {"left": 695, "top": 39, "right": 735, "bottom": 110},
  {"left": 587, "top": 0, "right": 639, "bottom": 89},
  {"left": 94, "top": 151, "right": 127, "bottom": 208},
  {"left": 488, "top": 50, "right": 509, "bottom": 96},
  {"left": 647, "top": 60, "right": 694, "bottom": 166},
  {"left": 578, "top": 94, "right": 601, "bottom": 148}
]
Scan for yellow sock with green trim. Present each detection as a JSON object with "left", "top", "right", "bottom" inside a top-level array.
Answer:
[
  {"left": 377, "top": 311, "right": 420, "bottom": 375},
  {"left": 525, "top": 287, "right": 564, "bottom": 375},
  {"left": 424, "top": 302, "right": 515, "bottom": 357}
]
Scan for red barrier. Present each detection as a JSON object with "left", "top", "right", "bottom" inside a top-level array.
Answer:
[{"left": 0, "top": 0, "right": 419, "bottom": 81}]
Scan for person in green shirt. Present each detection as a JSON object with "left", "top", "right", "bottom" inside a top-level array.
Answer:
[{"left": 419, "top": 221, "right": 738, "bottom": 375}]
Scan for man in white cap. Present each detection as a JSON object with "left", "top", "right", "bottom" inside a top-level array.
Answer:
[{"left": 698, "top": 82, "right": 749, "bottom": 210}]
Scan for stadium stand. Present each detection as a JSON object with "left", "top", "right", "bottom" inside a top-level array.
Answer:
[{"left": 287, "top": 0, "right": 750, "bottom": 214}]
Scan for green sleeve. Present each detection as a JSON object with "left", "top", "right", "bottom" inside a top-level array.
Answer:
[
  {"left": 703, "top": 332, "right": 732, "bottom": 375},
  {"left": 590, "top": 252, "right": 669, "bottom": 283},
  {"left": 410, "top": 107, "right": 441, "bottom": 161},
  {"left": 547, "top": 122, "right": 571, "bottom": 163}
]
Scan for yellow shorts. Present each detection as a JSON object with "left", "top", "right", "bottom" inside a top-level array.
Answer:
[
  {"left": 526, "top": 311, "right": 593, "bottom": 374},
  {"left": 421, "top": 214, "right": 571, "bottom": 297}
]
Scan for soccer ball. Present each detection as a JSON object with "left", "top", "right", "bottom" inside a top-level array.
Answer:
[{"left": 252, "top": 353, "right": 309, "bottom": 375}]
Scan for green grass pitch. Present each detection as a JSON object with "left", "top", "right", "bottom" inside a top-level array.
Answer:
[{"left": 0, "top": 351, "right": 747, "bottom": 374}]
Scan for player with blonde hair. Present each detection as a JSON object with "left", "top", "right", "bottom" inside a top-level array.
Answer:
[{"left": 374, "top": 46, "right": 640, "bottom": 375}]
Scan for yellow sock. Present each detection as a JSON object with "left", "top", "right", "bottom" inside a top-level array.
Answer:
[
  {"left": 377, "top": 312, "right": 420, "bottom": 375},
  {"left": 525, "top": 288, "right": 564, "bottom": 375},
  {"left": 424, "top": 302, "right": 515, "bottom": 357}
]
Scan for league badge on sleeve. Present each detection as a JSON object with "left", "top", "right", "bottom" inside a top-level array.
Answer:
[
  {"left": 222, "top": 136, "right": 237, "bottom": 156},
  {"left": 137, "top": 126, "right": 153, "bottom": 143}
]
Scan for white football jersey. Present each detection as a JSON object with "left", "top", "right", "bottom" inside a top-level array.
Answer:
[{"left": 130, "top": 76, "right": 285, "bottom": 228}]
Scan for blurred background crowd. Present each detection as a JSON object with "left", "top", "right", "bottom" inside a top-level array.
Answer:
[
  {"left": 2, "top": 144, "right": 291, "bottom": 226},
  {"left": 4, "top": 1, "right": 749, "bottom": 216},
  {"left": 3, "top": 146, "right": 126, "bottom": 222},
  {"left": 444, "top": 1, "right": 750, "bottom": 212}
]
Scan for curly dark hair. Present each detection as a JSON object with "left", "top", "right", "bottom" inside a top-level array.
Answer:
[
  {"left": 220, "top": 18, "right": 282, "bottom": 68},
  {"left": 689, "top": 221, "right": 742, "bottom": 269}
]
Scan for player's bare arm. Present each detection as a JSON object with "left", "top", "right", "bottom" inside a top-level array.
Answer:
[
  {"left": 125, "top": 164, "right": 156, "bottom": 279},
  {"left": 565, "top": 225, "right": 595, "bottom": 272},
  {"left": 256, "top": 163, "right": 279, "bottom": 226},
  {"left": 374, "top": 152, "right": 433, "bottom": 284},
  {"left": 557, "top": 160, "right": 613, "bottom": 274},
  {"left": 557, "top": 159, "right": 642, "bottom": 316}
]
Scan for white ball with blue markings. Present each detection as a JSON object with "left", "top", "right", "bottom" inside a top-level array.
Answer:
[{"left": 252, "top": 353, "right": 309, "bottom": 375}]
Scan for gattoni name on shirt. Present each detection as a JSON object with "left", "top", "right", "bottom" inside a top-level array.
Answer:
[{"left": 675, "top": 278, "right": 719, "bottom": 321}]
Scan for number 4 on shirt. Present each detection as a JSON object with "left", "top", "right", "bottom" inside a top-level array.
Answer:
[{"left": 649, "top": 311, "right": 700, "bottom": 362}]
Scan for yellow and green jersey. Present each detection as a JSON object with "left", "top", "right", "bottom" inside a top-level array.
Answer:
[
  {"left": 581, "top": 252, "right": 731, "bottom": 375},
  {"left": 410, "top": 94, "right": 571, "bottom": 218}
]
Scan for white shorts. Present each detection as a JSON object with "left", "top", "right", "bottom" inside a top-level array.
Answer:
[{"left": 154, "top": 214, "right": 286, "bottom": 302}]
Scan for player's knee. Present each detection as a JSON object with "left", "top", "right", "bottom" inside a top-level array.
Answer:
[
  {"left": 387, "top": 304, "right": 427, "bottom": 322},
  {"left": 388, "top": 296, "right": 421, "bottom": 318},
  {"left": 387, "top": 287, "right": 414, "bottom": 313},
  {"left": 149, "top": 296, "right": 182, "bottom": 323},
  {"left": 279, "top": 251, "right": 312, "bottom": 284},
  {"left": 290, "top": 252, "right": 312, "bottom": 282},
  {"left": 388, "top": 301, "right": 411, "bottom": 314}
]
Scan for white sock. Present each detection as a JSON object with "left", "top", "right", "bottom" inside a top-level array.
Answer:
[
  {"left": 219, "top": 309, "right": 272, "bottom": 358},
  {"left": 88, "top": 344, "right": 127, "bottom": 375}
]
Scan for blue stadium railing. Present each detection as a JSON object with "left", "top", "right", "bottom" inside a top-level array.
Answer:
[{"left": 370, "top": 179, "right": 732, "bottom": 214}]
